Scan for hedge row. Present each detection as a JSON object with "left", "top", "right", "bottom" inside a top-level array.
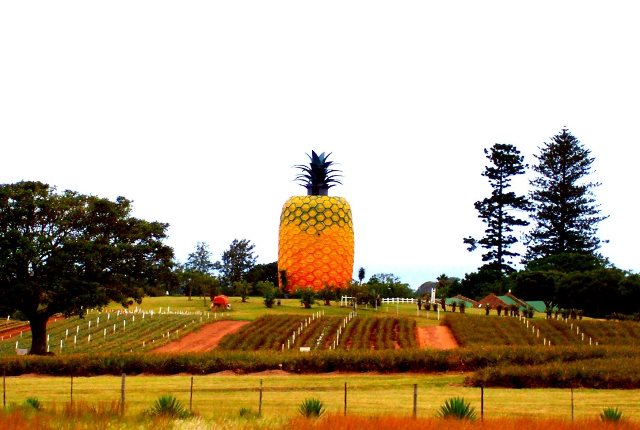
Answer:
[
  {"left": 0, "top": 345, "right": 635, "bottom": 377},
  {"left": 467, "top": 356, "right": 640, "bottom": 388}
]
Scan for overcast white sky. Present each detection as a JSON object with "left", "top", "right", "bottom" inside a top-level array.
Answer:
[{"left": 2, "top": 1, "right": 638, "bottom": 289}]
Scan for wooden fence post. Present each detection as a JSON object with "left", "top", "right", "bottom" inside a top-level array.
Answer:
[
  {"left": 571, "top": 387, "right": 574, "bottom": 421},
  {"left": 344, "top": 382, "right": 347, "bottom": 416},
  {"left": 258, "top": 379, "right": 263, "bottom": 416},
  {"left": 413, "top": 384, "right": 417, "bottom": 418},
  {"left": 481, "top": 386, "right": 484, "bottom": 422},
  {"left": 190, "top": 376, "right": 194, "bottom": 412},
  {"left": 120, "top": 373, "right": 126, "bottom": 415}
]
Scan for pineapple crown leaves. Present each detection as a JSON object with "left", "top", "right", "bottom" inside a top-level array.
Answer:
[{"left": 294, "top": 150, "right": 343, "bottom": 195}]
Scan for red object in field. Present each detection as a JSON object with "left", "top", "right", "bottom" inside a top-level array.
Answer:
[{"left": 211, "top": 295, "right": 231, "bottom": 309}]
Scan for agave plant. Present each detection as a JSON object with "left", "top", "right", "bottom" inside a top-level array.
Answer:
[
  {"left": 147, "top": 394, "right": 190, "bottom": 419},
  {"left": 24, "top": 396, "right": 43, "bottom": 411},
  {"left": 298, "top": 398, "right": 325, "bottom": 418},
  {"left": 437, "top": 396, "right": 477, "bottom": 420},
  {"left": 239, "top": 407, "right": 259, "bottom": 419},
  {"left": 600, "top": 407, "right": 623, "bottom": 422}
]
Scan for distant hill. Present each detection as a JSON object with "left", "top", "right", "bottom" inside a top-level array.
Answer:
[{"left": 416, "top": 281, "right": 437, "bottom": 296}]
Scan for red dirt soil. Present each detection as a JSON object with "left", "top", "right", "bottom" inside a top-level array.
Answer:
[
  {"left": 152, "top": 320, "right": 249, "bottom": 353},
  {"left": 0, "top": 324, "right": 30, "bottom": 339},
  {"left": 0, "top": 317, "right": 62, "bottom": 340},
  {"left": 417, "top": 326, "right": 459, "bottom": 349}
]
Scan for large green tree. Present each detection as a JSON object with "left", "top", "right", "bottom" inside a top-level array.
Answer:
[
  {"left": 367, "top": 273, "right": 413, "bottom": 298},
  {"left": 0, "top": 181, "right": 174, "bottom": 354},
  {"left": 245, "top": 262, "right": 278, "bottom": 294},
  {"left": 217, "top": 239, "right": 257, "bottom": 287},
  {"left": 464, "top": 143, "right": 529, "bottom": 273},
  {"left": 183, "top": 242, "right": 217, "bottom": 301},
  {"left": 526, "top": 129, "right": 607, "bottom": 261},
  {"left": 186, "top": 242, "right": 215, "bottom": 274}
]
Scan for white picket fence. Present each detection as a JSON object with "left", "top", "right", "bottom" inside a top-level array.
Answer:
[{"left": 380, "top": 298, "right": 416, "bottom": 304}]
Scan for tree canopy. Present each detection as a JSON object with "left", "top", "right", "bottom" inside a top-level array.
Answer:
[
  {"left": 0, "top": 181, "right": 174, "bottom": 354},
  {"left": 464, "top": 143, "right": 529, "bottom": 274},
  {"left": 186, "top": 242, "right": 215, "bottom": 274},
  {"left": 526, "top": 129, "right": 607, "bottom": 260},
  {"left": 367, "top": 273, "right": 413, "bottom": 298},
  {"left": 217, "top": 239, "right": 257, "bottom": 287},
  {"left": 180, "top": 242, "right": 219, "bottom": 300}
]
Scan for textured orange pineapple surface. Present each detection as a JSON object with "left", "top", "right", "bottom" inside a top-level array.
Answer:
[{"left": 278, "top": 195, "right": 354, "bottom": 291}]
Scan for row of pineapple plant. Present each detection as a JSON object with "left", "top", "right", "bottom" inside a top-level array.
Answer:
[
  {"left": 216, "top": 314, "right": 418, "bottom": 351},
  {"left": 217, "top": 315, "right": 306, "bottom": 350},
  {"left": 444, "top": 313, "right": 640, "bottom": 347},
  {"left": 336, "top": 317, "right": 417, "bottom": 350},
  {"left": 0, "top": 312, "right": 209, "bottom": 355},
  {"left": 444, "top": 314, "right": 538, "bottom": 347},
  {"left": 574, "top": 319, "right": 640, "bottom": 345}
]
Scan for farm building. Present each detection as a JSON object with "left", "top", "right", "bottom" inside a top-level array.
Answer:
[
  {"left": 446, "top": 295, "right": 480, "bottom": 308},
  {"left": 478, "top": 292, "right": 547, "bottom": 312}
]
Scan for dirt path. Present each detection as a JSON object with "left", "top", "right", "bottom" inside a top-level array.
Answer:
[
  {"left": 0, "top": 317, "right": 62, "bottom": 340},
  {"left": 417, "top": 326, "right": 459, "bottom": 349},
  {"left": 152, "top": 320, "right": 249, "bottom": 353},
  {"left": 0, "top": 325, "right": 29, "bottom": 340}
]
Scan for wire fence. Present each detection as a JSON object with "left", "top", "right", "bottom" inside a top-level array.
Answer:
[{"left": 2, "top": 372, "right": 639, "bottom": 421}]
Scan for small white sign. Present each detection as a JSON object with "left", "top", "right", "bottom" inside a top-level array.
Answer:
[
  {"left": 299, "top": 347, "right": 311, "bottom": 352},
  {"left": 16, "top": 348, "right": 28, "bottom": 356}
]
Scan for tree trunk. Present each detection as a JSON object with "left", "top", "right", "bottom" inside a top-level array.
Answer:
[{"left": 29, "top": 314, "right": 49, "bottom": 355}]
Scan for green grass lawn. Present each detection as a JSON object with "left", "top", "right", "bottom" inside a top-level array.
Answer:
[{"left": 3, "top": 373, "right": 639, "bottom": 421}]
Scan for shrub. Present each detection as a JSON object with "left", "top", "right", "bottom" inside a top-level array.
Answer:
[
  {"left": 526, "top": 307, "right": 534, "bottom": 318},
  {"left": 600, "top": 407, "right": 623, "bottom": 422},
  {"left": 239, "top": 407, "right": 259, "bottom": 419},
  {"left": 298, "top": 398, "right": 325, "bottom": 418},
  {"left": 437, "top": 397, "right": 476, "bottom": 420},
  {"left": 24, "top": 397, "right": 43, "bottom": 411},
  {"left": 262, "top": 282, "right": 276, "bottom": 308},
  {"left": 468, "top": 357, "right": 640, "bottom": 389},
  {"left": 298, "top": 288, "right": 316, "bottom": 309},
  {"left": 147, "top": 394, "right": 190, "bottom": 419}
]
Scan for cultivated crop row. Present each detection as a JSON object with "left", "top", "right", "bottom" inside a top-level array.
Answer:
[
  {"left": 575, "top": 319, "right": 640, "bottom": 345},
  {"left": 217, "top": 315, "right": 308, "bottom": 350},
  {"left": 444, "top": 314, "right": 640, "bottom": 347},
  {"left": 337, "top": 316, "right": 416, "bottom": 350},
  {"left": 0, "top": 310, "right": 212, "bottom": 355},
  {"left": 296, "top": 316, "right": 344, "bottom": 350},
  {"left": 217, "top": 314, "right": 415, "bottom": 351},
  {"left": 443, "top": 315, "right": 537, "bottom": 346}
]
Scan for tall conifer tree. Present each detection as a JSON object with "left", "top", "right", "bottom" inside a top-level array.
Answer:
[
  {"left": 464, "top": 143, "right": 529, "bottom": 273},
  {"left": 525, "top": 129, "right": 607, "bottom": 261}
]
